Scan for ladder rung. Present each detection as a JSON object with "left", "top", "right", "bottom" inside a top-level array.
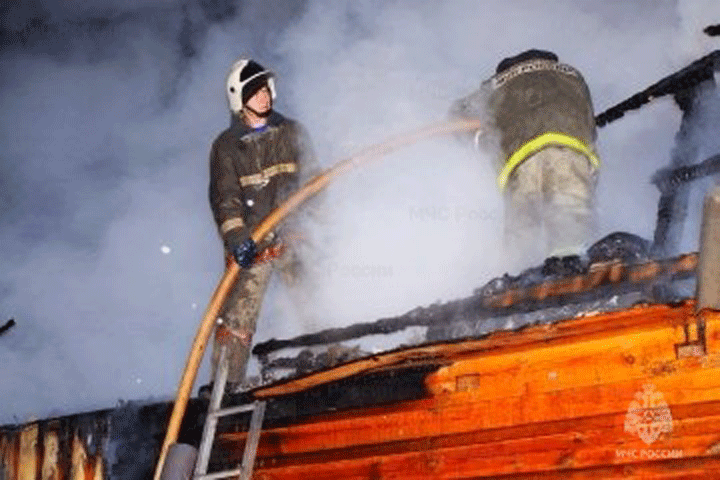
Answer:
[
  {"left": 195, "top": 467, "right": 243, "bottom": 480},
  {"left": 208, "top": 403, "right": 257, "bottom": 419}
]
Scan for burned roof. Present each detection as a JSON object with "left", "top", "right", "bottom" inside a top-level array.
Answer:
[{"left": 251, "top": 232, "right": 698, "bottom": 389}]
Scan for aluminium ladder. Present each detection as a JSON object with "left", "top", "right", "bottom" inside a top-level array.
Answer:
[{"left": 193, "top": 346, "right": 266, "bottom": 480}]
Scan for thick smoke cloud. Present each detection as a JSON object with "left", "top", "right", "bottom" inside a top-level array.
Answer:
[
  {"left": 1, "top": 0, "right": 719, "bottom": 425},
  {"left": 0, "top": 0, "right": 305, "bottom": 424}
]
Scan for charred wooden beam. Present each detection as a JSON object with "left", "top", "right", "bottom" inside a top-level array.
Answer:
[
  {"left": 253, "top": 253, "right": 697, "bottom": 357},
  {"left": 0, "top": 318, "right": 15, "bottom": 336},
  {"left": 652, "top": 153, "right": 720, "bottom": 194},
  {"left": 706, "top": 24, "right": 720, "bottom": 36},
  {"left": 594, "top": 50, "right": 720, "bottom": 127},
  {"left": 650, "top": 92, "right": 715, "bottom": 257}
]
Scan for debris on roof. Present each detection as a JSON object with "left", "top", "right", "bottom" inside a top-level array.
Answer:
[{"left": 252, "top": 232, "right": 698, "bottom": 386}]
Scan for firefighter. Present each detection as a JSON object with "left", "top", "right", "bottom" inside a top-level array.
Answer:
[
  {"left": 205, "top": 58, "right": 317, "bottom": 392},
  {"left": 451, "top": 49, "right": 600, "bottom": 269}
]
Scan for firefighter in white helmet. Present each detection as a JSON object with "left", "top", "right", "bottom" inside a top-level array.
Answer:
[{"left": 205, "top": 58, "right": 318, "bottom": 393}]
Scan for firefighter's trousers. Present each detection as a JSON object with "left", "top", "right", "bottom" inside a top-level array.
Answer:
[
  {"left": 503, "top": 146, "right": 598, "bottom": 265},
  {"left": 212, "top": 248, "right": 301, "bottom": 385}
]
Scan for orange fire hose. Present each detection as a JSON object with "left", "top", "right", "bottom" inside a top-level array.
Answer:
[{"left": 152, "top": 118, "right": 482, "bottom": 479}]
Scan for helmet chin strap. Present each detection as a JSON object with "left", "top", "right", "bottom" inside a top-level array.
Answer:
[{"left": 244, "top": 103, "right": 273, "bottom": 119}]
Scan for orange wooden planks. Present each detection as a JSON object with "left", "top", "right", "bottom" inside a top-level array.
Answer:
[{"left": 211, "top": 305, "right": 720, "bottom": 479}]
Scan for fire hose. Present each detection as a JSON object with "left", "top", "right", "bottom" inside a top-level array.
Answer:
[{"left": 153, "top": 117, "right": 482, "bottom": 479}]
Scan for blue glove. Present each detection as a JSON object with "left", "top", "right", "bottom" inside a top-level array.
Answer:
[{"left": 233, "top": 238, "right": 257, "bottom": 268}]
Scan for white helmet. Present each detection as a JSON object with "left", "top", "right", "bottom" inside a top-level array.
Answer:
[{"left": 226, "top": 59, "right": 276, "bottom": 114}]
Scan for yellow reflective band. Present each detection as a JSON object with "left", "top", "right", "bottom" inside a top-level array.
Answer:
[
  {"left": 240, "top": 162, "right": 297, "bottom": 187},
  {"left": 220, "top": 217, "right": 245, "bottom": 234},
  {"left": 497, "top": 132, "right": 600, "bottom": 190}
]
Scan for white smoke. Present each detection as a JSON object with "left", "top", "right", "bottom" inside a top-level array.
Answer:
[
  {"left": 1, "top": 0, "right": 719, "bottom": 425},
  {"left": 261, "top": 0, "right": 720, "bottom": 334}
]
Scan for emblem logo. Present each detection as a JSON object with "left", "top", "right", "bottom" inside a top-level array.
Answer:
[{"left": 624, "top": 383, "right": 673, "bottom": 445}]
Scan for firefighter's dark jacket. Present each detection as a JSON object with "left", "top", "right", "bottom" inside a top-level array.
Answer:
[
  {"left": 451, "top": 59, "right": 598, "bottom": 188},
  {"left": 209, "top": 111, "right": 316, "bottom": 251}
]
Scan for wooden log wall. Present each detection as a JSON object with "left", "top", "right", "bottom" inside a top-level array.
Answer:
[
  {"left": 217, "top": 302, "right": 720, "bottom": 479},
  {"left": 0, "top": 401, "right": 194, "bottom": 480},
  {"left": 0, "top": 422, "right": 105, "bottom": 480}
]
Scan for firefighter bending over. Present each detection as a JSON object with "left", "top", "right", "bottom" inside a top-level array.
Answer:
[
  {"left": 451, "top": 49, "right": 600, "bottom": 270},
  {"left": 206, "top": 58, "right": 318, "bottom": 392}
]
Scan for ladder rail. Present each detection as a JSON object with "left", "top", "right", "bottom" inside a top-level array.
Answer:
[
  {"left": 194, "top": 345, "right": 267, "bottom": 480},
  {"left": 195, "top": 346, "right": 231, "bottom": 476},
  {"left": 239, "top": 400, "right": 266, "bottom": 480}
]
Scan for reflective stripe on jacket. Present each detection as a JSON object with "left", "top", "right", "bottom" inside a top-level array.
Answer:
[
  {"left": 497, "top": 132, "right": 600, "bottom": 190},
  {"left": 450, "top": 58, "right": 598, "bottom": 190}
]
